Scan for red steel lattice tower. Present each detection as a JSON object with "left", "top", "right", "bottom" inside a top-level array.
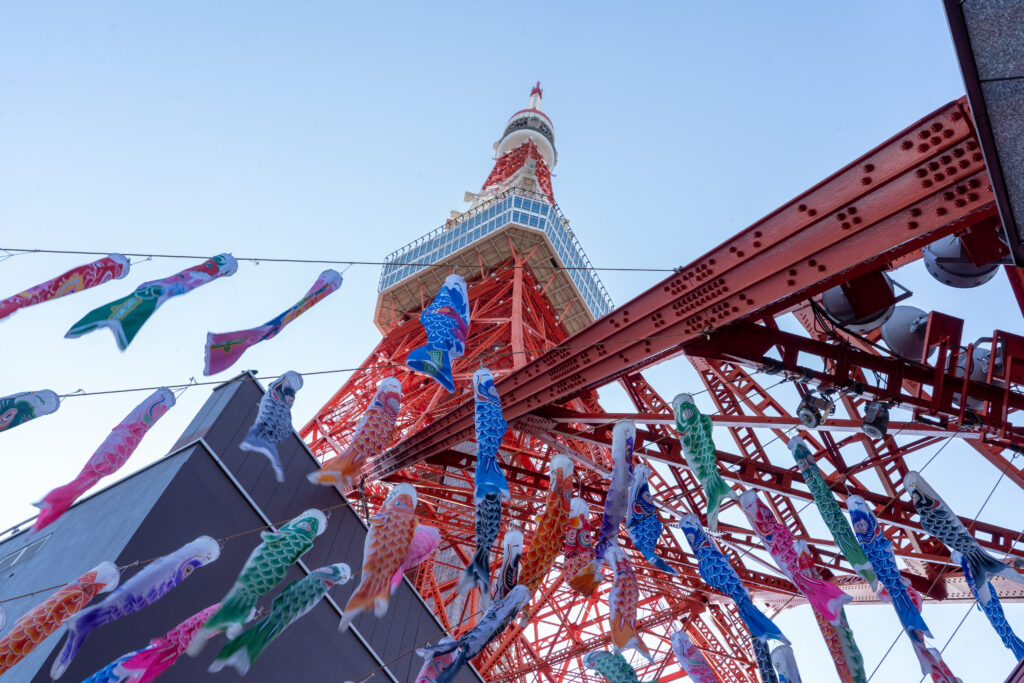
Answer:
[{"left": 302, "top": 87, "right": 1024, "bottom": 682}]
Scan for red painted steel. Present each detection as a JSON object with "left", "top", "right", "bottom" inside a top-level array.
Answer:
[
  {"left": 481, "top": 140, "right": 554, "bottom": 202},
  {"left": 304, "top": 96, "right": 1024, "bottom": 683},
  {"left": 377, "top": 99, "right": 1001, "bottom": 477}
]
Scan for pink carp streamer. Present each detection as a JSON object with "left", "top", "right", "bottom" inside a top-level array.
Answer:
[
  {"left": 0, "top": 254, "right": 129, "bottom": 321},
  {"left": 116, "top": 603, "right": 221, "bottom": 683},
  {"left": 606, "top": 546, "right": 652, "bottom": 661},
  {"left": 414, "top": 649, "right": 457, "bottom": 683},
  {"left": 390, "top": 525, "right": 441, "bottom": 594},
  {"left": 739, "top": 491, "right": 850, "bottom": 624},
  {"left": 0, "top": 562, "right": 119, "bottom": 675},
  {"left": 204, "top": 269, "right": 342, "bottom": 375},
  {"left": 307, "top": 377, "right": 401, "bottom": 490},
  {"left": 909, "top": 629, "right": 962, "bottom": 683},
  {"left": 670, "top": 631, "right": 717, "bottom": 683},
  {"left": 33, "top": 388, "right": 175, "bottom": 532}
]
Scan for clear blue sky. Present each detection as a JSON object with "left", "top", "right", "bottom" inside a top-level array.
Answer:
[{"left": 0, "top": 2, "right": 1020, "bottom": 681}]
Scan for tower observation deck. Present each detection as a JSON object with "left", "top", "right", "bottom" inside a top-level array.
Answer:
[{"left": 373, "top": 83, "right": 612, "bottom": 337}]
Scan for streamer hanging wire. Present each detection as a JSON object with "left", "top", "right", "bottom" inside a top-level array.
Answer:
[
  {"left": 53, "top": 328, "right": 707, "bottom": 399},
  {"left": 0, "top": 491, "right": 443, "bottom": 607},
  {"left": 0, "top": 247, "right": 677, "bottom": 273},
  {"left": 1, "top": 380, "right": 1015, "bottom": 682},
  {"left": 869, "top": 451, "right": 1024, "bottom": 683}
]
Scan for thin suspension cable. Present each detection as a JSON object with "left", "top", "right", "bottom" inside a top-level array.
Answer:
[
  {"left": 55, "top": 328, "right": 709, "bottom": 399},
  {"left": 0, "top": 384, "right": 733, "bottom": 604},
  {"left": 715, "top": 429, "right": 971, "bottom": 657},
  {"left": 0, "top": 497, "right": 361, "bottom": 606},
  {"left": 0, "top": 247, "right": 678, "bottom": 274},
  {"left": 867, "top": 446, "right": 1014, "bottom": 681},
  {"left": 870, "top": 427, "right": 964, "bottom": 522},
  {"left": 0, "top": 488, "right": 476, "bottom": 608},
  {"left": 348, "top": 603, "right": 490, "bottom": 683},
  {"left": 8, "top": 325, "right": 1012, "bottom": 677},
  {"left": 908, "top": 451, "right": 1022, "bottom": 683}
]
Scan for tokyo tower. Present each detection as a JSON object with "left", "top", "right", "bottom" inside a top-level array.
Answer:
[{"left": 302, "top": 85, "right": 1024, "bottom": 682}]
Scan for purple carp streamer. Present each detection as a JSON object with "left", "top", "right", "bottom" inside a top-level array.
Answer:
[
  {"left": 204, "top": 269, "right": 342, "bottom": 375},
  {"left": 0, "top": 389, "right": 60, "bottom": 433},
  {"left": 66, "top": 253, "right": 237, "bottom": 350},
  {"left": 0, "top": 254, "right": 129, "bottom": 321},
  {"left": 240, "top": 371, "right": 303, "bottom": 482},
  {"left": 570, "top": 420, "right": 635, "bottom": 595},
  {"left": 33, "top": 388, "right": 175, "bottom": 532},
  {"left": 669, "top": 631, "right": 717, "bottom": 683},
  {"left": 51, "top": 536, "right": 220, "bottom": 679}
]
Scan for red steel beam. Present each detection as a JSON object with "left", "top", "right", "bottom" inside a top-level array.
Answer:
[
  {"left": 538, "top": 407, "right": 975, "bottom": 439},
  {"left": 374, "top": 98, "right": 998, "bottom": 479},
  {"left": 680, "top": 320, "right": 1024, "bottom": 433}
]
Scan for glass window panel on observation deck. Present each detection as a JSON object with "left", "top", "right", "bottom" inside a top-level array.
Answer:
[{"left": 377, "top": 190, "right": 613, "bottom": 318}]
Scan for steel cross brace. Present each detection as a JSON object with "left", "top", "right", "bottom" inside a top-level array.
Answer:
[{"left": 376, "top": 98, "right": 998, "bottom": 478}]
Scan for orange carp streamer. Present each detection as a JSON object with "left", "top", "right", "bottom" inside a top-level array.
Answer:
[
  {"left": 606, "top": 546, "right": 652, "bottom": 661},
  {"left": 308, "top": 378, "right": 401, "bottom": 491},
  {"left": 815, "top": 610, "right": 856, "bottom": 683},
  {"left": 0, "top": 562, "right": 119, "bottom": 674},
  {"left": 339, "top": 484, "right": 418, "bottom": 631},
  {"left": 518, "top": 455, "right": 575, "bottom": 596}
]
